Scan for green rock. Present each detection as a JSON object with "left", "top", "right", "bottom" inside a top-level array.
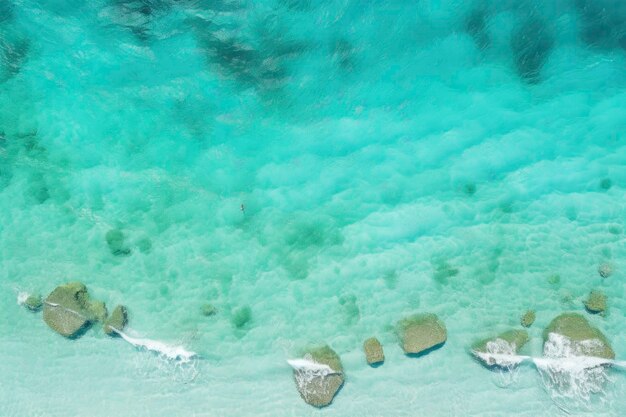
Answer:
[
  {"left": 584, "top": 291, "right": 607, "bottom": 315},
  {"left": 24, "top": 294, "right": 43, "bottom": 311},
  {"left": 231, "top": 306, "right": 252, "bottom": 329},
  {"left": 397, "top": 313, "right": 447, "bottom": 355},
  {"left": 105, "top": 229, "right": 131, "bottom": 256},
  {"left": 543, "top": 313, "right": 615, "bottom": 359},
  {"left": 521, "top": 310, "right": 536, "bottom": 327},
  {"left": 43, "top": 282, "right": 94, "bottom": 338},
  {"left": 294, "top": 345, "right": 344, "bottom": 407},
  {"left": 201, "top": 303, "right": 218, "bottom": 317},
  {"left": 104, "top": 305, "right": 128, "bottom": 335},
  {"left": 363, "top": 337, "right": 384, "bottom": 365}
]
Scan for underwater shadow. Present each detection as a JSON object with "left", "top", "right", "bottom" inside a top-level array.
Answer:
[{"left": 405, "top": 341, "right": 446, "bottom": 359}]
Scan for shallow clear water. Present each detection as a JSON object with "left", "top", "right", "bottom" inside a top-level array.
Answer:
[{"left": 1, "top": 1, "right": 625, "bottom": 416}]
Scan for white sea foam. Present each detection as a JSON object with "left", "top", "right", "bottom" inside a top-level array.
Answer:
[
  {"left": 535, "top": 333, "right": 613, "bottom": 408},
  {"left": 475, "top": 333, "right": 620, "bottom": 410},
  {"left": 288, "top": 355, "right": 342, "bottom": 395},
  {"left": 16, "top": 291, "right": 29, "bottom": 305},
  {"left": 287, "top": 358, "right": 340, "bottom": 376},
  {"left": 114, "top": 329, "right": 197, "bottom": 363},
  {"left": 472, "top": 338, "right": 528, "bottom": 369}
]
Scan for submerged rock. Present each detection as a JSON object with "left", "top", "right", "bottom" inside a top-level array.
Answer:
[
  {"left": 201, "top": 303, "right": 218, "bottom": 317},
  {"left": 598, "top": 263, "right": 613, "bottom": 278},
  {"left": 543, "top": 313, "right": 614, "bottom": 359},
  {"left": 472, "top": 330, "right": 529, "bottom": 367},
  {"left": 584, "top": 291, "right": 607, "bottom": 315},
  {"left": 24, "top": 294, "right": 43, "bottom": 312},
  {"left": 104, "top": 305, "right": 128, "bottom": 336},
  {"left": 43, "top": 282, "right": 97, "bottom": 338},
  {"left": 397, "top": 313, "right": 447, "bottom": 355},
  {"left": 105, "top": 229, "right": 131, "bottom": 256},
  {"left": 521, "top": 310, "right": 536, "bottom": 327},
  {"left": 231, "top": 306, "right": 252, "bottom": 329},
  {"left": 293, "top": 345, "right": 344, "bottom": 407},
  {"left": 363, "top": 337, "right": 384, "bottom": 366}
]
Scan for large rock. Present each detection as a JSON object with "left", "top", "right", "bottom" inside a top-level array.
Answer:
[
  {"left": 543, "top": 313, "right": 614, "bottom": 359},
  {"left": 293, "top": 345, "right": 344, "bottom": 408},
  {"left": 472, "top": 330, "right": 529, "bottom": 367},
  {"left": 397, "top": 313, "right": 447, "bottom": 355},
  {"left": 363, "top": 337, "right": 384, "bottom": 366},
  {"left": 104, "top": 305, "right": 128, "bottom": 336},
  {"left": 43, "top": 282, "right": 97, "bottom": 338},
  {"left": 583, "top": 290, "right": 607, "bottom": 315}
]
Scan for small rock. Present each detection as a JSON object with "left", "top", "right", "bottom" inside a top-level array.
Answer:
[
  {"left": 201, "top": 303, "right": 217, "bottom": 317},
  {"left": 543, "top": 313, "right": 614, "bottom": 359},
  {"left": 24, "top": 294, "right": 43, "bottom": 312},
  {"left": 598, "top": 263, "right": 613, "bottom": 278},
  {"left": 521, "top": 310, "right": 536, "bottom": 327},
  {"left": 104, "top": 305, "right": 128, "bottom": 336},
  {"left": 397, "top": 313, "right": 447, "bottom": 355},
  {"left": 363, "top": 337, "right": 384, "bottom": 365},
  {"left": 547, "top": 274, "right": 561, "bottom": 285},
  {"left": 584, "top": 290, "right": 607, "bottom": 315},
  {"left": 293, "top": 345, "right": 344, "bottom": 407}
]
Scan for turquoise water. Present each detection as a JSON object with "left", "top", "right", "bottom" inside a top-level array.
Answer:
[{"left": 1, "top": 0, "right": 625, "bottom": 415}]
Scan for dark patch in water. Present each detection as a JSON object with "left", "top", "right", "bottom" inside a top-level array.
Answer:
[
  {"left": 599, "top": 178, "right": 612, "bottom": 190},
  {"left": 105, "top": 228, "right": 132, "bottom": 256},
  {"left": 231, "top": 305, "right": 252, "bottom": 329},
  {"left": 103, "top": 0, "right": 172, "bottom": 42},
  {"left": 191, "top": 12, "right": 308, "bottom": 94},
  {"left": 331, "top": 38, "right": 356, "bottom": 71},
  {"left": 338, "top": 294, "right": 360, "bottom": 326},
  {"left": 0, "top": 37, "right": 30, "bottom": 82},
  {"left": 383, "top": 270, "right": 398, "bottom": 289},
  {"left": 547, "top": 273, "right": 561, "bottom": 286},
  {"left": 465, "top": 8, "right": 490, "bottom": 49},
  {"left": 405, "top": 341, "right": 445, "bottom": 358},
  {"left": 0, "top": 0, "right": 14, "bottom": 24},
  {"left": 279, "top": 0, "right": 311, "bottom": 11},
  {"left": 510, "top": 17, "right": 554, "bottom": 84},
  {"left": 574, "top": 0, "right": 626, "bottom": 50},
  {"left": 26, "top": 172, "right": 50, "bottom": 204},
  {"left": 432, "top": 260, "right": 459, "bottom": 285},
  {"left": 463, "top": 182, "right": 477, "bottom": 196},
  {"left": 137, "top": 237, "right": 152, "bottom": 253}
]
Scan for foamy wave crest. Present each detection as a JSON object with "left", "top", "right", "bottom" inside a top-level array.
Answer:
[
  {"left": 288, "top": 356, "right": 342, "bottom": 390},
  {"left": 287, "top": 357, "right": 338, "bottom": 376},
  {"left": 472, "top": 338, "right": 529, "bottom": 369},
  {"left": 114, "top": 329, "right": 197, "bottom": 363},
  {"left": 16, "top": 291, "right": 29, "bottom": 305},
  {"left": 472, "top": 339, "right": 528, "bottom": 387},
  {"left": 536, "top": 333, "right": 613, "bottom": 411}
]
